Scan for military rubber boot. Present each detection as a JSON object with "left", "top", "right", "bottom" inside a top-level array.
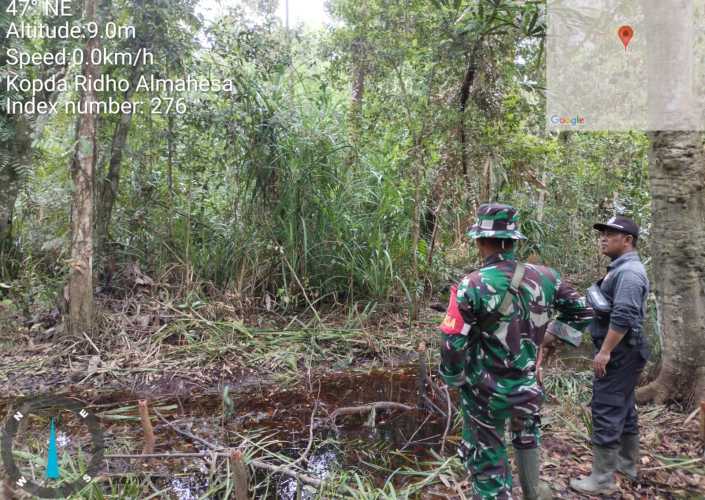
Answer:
[
  {"left": 617, "top": 433, "right": 639, "bottom": 481},
  {"left": 569, "top": 445, "right": 619, "bottom": 495},
  {"left": 515, "top": 448, "right": 553, "bottom": 500}
]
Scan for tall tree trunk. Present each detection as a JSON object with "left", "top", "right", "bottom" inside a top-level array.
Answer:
[
  {"left": 458, "top": 47, "right": 478, "bottom": 180},
  {"left": 346, "top": 0, "right": 368, "bottom": 170},
  {"left": 95, "top": 113, "right": 131, "bottom": 256},
  {"left": 67, "top": 0, "right": 100, "bottom": 337},
  {"left": 636, "top": 131, "right": 705, "bottom": 405},
  {"left": 95, "top": 65, "right": 142, "bottom": 262}
]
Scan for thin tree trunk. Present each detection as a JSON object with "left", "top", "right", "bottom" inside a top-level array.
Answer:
[
  {"left": 95, "top": 65, "right": 142, "bottom": 261},
  {"left": 536, "top": 169, "right": 547, "bottom": 222},
  {"left": 636, "top": 131, "right": 705, "bottom": 405},
  {"left": 479, "top": 156, "right": 491, "bottom": 202},
  {"left": 349, "top": 39, "right": 366, "bottom": 141},
  {"left": 67, "top": 0, "right": 100, "bottom": 337},
  {"left": 458, "top": 45, "right": 479, "bottom": 180},
  {"left": 346, "top": 17, "right": 367, "bottom": 169},
  {"left": 167, "top": 113, "right": 175, "bottom": 241},
  {"left": 95, "top": 112, "right": 132, "bottom": 258}
]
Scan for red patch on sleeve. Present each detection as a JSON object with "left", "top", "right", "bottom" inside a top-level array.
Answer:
[{"left": 440, "top": 285, "right": 464, "bottom": 334}]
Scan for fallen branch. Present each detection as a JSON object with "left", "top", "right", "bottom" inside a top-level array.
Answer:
[
  {"left": 249, "top": 458, "right": 322, "bottom": 489},
  {"left": 429, "top": 377, "right": 445, "bottom": 402},
  {"left": 330, "top": 402, "right": 415, "bottom": 422},
  {"left": 642, "top": 456, "right": 705, "bottom": 471},
  {"left": 153, "top": 409, "right": 224, "bottom": 451},
  {"left": 106, "top": 452, "right": 217, "bottom": 459}
]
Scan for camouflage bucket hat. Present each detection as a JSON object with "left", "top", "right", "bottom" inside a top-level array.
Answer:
[{"left": 467, "top": 203, "right": 527, "bottom": 240}]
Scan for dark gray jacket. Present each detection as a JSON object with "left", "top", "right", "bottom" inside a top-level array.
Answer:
[{"left": 589, "top": 251, "right": 649, "bottom": 345}]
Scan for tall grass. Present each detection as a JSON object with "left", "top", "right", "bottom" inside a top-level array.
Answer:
[{"left": 107, "top": 68, "right": 424, "bottom": 308}]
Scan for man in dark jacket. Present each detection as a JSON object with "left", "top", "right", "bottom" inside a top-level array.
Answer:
[{"left": 571, "top": 215, "right": 651, "bottom": 495}]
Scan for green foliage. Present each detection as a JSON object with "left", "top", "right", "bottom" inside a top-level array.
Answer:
[{"left": 8, "top": 0, "right": 654, "bottom": 311}]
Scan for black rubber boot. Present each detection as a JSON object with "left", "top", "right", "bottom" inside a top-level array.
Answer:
[
  {"left": 569, "top": 445, "right": 619, "bottom": 495},
  {"left": 617, "top": 433, "right": 639, "bottom": 481},
  {"left": 515, "top": 448, "right": 553, "bottom": 500}
]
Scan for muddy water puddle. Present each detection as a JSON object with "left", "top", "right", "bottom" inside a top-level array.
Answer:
[
  {"left": 2, "top": 350, "right": 591, "bottom": 499},
  {"left": 91, "top": 365, "right": 453, "bottom": 499}
]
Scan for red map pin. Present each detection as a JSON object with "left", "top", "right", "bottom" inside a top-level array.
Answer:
[{"left": 618, "top": 25, "right": 634, "bottom": 50}]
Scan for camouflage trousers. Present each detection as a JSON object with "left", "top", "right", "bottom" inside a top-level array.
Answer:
[{"left": 458, "top": 382, "right": 543, "bottom": 500}]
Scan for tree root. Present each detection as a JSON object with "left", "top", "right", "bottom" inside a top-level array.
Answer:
[
  {"left": 637, "top": 363, "right": 705, "bottom": 407},
  {"left": 636, "top": 379, "right": 672, "bottom": 405},
  {"left": 636, "top": 361, "right": 679, "bottom": 405}
]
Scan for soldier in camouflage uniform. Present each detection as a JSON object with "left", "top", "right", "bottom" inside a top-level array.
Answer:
[{"left": 438, "top": 203, "right": 593, "bottom": 500}]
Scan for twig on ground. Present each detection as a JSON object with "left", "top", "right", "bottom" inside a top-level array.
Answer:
[
  {"left": 81, "top": 330, "right": 101, "bottom": 354},
  {"left": 249, "top": 459, "right": 322, "bottom": 489},
  {"left": 152, "top": 410, "right": 324, "bottom": 490},
  {"left": 441, "top": 385, "right": 452, "bottom": 455},
  {"left": 106, "top": 452, "right": 216, "bottom": 459},
  {"left": 429, "top": 377, "right": 445, "bottom": 402},
  {"left": 400, "top": 413, "right": 433, "bottom": 452},
  {"left": 417, "top": 342, "right": 428, "bottom": 407},
  {"left": 289, "top": 402, "right": 317, "bottom": 468},
  {"left": 423, "top": 394, "right": 447, "bottom": 417},
  {"left": 684, "top": 404, "right": 701, "bottom": 425},
  {"left": 642, "top": 456, "right": 704, "bottom": 471}
]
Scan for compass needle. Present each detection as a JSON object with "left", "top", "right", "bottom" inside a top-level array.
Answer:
[{"left": 46, "top": 417, "right": 60, "bottom": 479}]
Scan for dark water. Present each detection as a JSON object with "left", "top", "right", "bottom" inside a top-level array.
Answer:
[
  {"left": 94, "top": 364, "right": 451, "bottom": 499},
  {"left": 95, "top": 350, "right": 595, "bottom": 499}
]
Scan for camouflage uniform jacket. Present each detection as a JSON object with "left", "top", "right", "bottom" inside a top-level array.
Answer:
[{"left": 440, "top": 251, "right": 593, "bottom": 396}]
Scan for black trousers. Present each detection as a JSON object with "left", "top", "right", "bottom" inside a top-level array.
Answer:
[{"left": 591, "top": 341, "right": 648, "bottom": 448}]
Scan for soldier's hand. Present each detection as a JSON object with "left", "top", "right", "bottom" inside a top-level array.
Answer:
[{"left": 593, "top": 350, "right": 610, "bottom": 377}]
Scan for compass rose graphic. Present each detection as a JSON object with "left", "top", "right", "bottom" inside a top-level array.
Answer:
[{"left": 1, "top": 396, "right": 105, "bottom": 498}]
